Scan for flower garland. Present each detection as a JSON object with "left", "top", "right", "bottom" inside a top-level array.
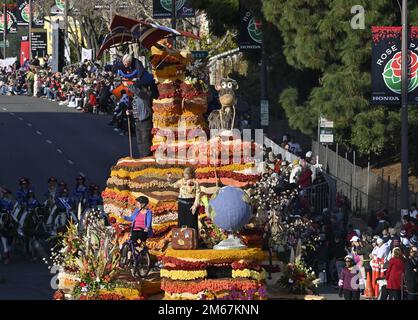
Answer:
[
  {"left": 232, "top": 269, "right": 267, "bottom": 282},
  {"left": 161, "top": 278, "right": 262, "bottom": 294},
  {"left": 164, "top": 248, "right": 266, "bottom": 262},
  {"left": 160, "top": 269, "right": 207, "bottom": 280}
]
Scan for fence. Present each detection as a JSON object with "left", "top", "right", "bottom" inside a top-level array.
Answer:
[
  {"left": 265, "top": 137, "right": 336, "bottom": 213},
  {"left": 312, "top": 141, "right": 418, "bottom": 221}
]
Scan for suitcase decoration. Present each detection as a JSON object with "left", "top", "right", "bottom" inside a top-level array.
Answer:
[{"left": 172, "top": 226, "right": 197, "bottom": 250}]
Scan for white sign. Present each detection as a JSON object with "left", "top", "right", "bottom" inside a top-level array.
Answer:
[
  {"left": 260, "top": 99, "right": 269, "bottom": 126},
  {"left": 0, "top": 57, "right": 17, "bottom": 68},
  {"left": 320, "top": 133, "right": 334, "bottom": 143},
  {"left": 81, "top": 48, "right": 93, "bottom": 62},
  {"left": 320, "top": 117, "right": 334, "bottom": 128}
]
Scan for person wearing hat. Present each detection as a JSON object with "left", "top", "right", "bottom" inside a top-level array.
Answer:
[
  {"left": 122, "top": 196, "right": 153, "bottom": 246},
  {"left": 44, "top": 177, "right": 58, "bottom": 206},
  {"left": 16, "top": 177, "right": 32, "bottom": 206},
  {"left": 56, "top": 188, "right": 74, "bottom": 212},
  {"left": 73, "top": 175, "right": 88, "bottom": 204},
  {"left": 86, "top": 184, "right": 103, "bottom": 209},
  {"left": 338, "top": 255, "right": 361, "bottom": 300},
  {"left": 385, "top": 247, "right": 405, "bottom": 300},
  {"left": 26, "top": 191, "right": 40, "bottom": 211},
  {"left": 0, "top": 188, "right": 14, "bottom": 212},
  {"left": 405, "top": 246, "right": 418, "bottom": 300}
]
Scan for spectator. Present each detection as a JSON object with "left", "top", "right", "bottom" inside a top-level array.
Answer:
[
  {"left": 338, "top": 255, "right": 361, "bottom": 300},
  {"left": 405, "top": 246, "right": 418, "bottom": 300},
  {"left": 410, "top": 203, "right": 418, "bottom": 219},
  {"left": 385, "top": 247, "right": 405, "bottom": 300},
  {"left": 288, "top": 136, "right": 302, "bottom": 156}
]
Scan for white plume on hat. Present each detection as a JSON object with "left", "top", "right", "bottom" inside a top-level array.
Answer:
[{"left": 306, "top": 151, "right": 313, "bottom": 158}]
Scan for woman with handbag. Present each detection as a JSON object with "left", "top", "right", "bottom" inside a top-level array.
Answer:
[{"left": 168, "top": 167, "right": 201, "bottom": 237}]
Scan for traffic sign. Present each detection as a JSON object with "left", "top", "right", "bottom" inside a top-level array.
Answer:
[
  {"left": 260, "top": 99, "right": 269, "bottom": 126},
  {"left": 191, "top": 51, "right": 209, "bottom": 60}
]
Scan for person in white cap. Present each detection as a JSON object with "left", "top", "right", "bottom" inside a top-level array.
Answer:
[{"left": 338, "top": 255, "right": 361, "bottom": 300}]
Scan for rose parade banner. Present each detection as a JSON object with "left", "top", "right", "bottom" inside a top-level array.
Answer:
[
  {"left": 153, "top": 0, "right": 195, "bottom": 19},
  {"left": 238, "top": 0, "right": 262, "bottom": 51},
  {"left": 371, "top": 26, "right": 418, "bottom": 105},
  {"left": 16, "top": 0, "right": 30, "bottom": 26},
  {"left": 0, "top": 8, "right": 18, "bottom": 34}
]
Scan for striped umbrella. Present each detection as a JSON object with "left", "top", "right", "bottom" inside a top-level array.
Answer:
[{"left": 97, "top": 15, "right": 199, "bottom": 58}]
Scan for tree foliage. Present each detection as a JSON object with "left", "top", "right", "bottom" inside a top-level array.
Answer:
[{"left": 262, "top": 0, "right": 418, "bottom": 170}]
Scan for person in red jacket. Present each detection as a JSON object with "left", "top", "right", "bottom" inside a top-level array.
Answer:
[
  {"left": 386, "top": 247, "right": 405, "bottom": 300},
  {"left": 298, "top": 162, "right": 312, "bottom": 189}
]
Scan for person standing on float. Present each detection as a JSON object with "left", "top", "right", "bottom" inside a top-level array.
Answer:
[{"left": 168, "top": 167, "right": 201, "bottom": 237}]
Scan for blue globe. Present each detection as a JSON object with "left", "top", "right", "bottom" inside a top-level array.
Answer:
[{"left": 209, "top": 186, "right": 252, "bottom": 232}]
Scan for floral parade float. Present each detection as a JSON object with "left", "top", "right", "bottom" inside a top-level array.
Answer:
[{"left": 52, "top": 14, "right": 321, "bottom": 300}]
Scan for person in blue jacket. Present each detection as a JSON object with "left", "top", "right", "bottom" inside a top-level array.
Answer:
[
  {"left": 26, "top": 191, "right": 40, "bottom": 211},
  {"left": 115, "top": 54, "right": 158, "bottom": 99},
  {"left": 0, "top": 189, "right": 15, "bottom": 212},
  {"left": 122, "top": 196, "right": 153, "bottom": 245},
  {"left": 73, "top": 175, "right": 88, "bottom": 204},
  {"left": 16, "top": 177, "right": 32, "bottom": 205},
  {"left": 86, "top": 184, "right": 103, "bottom": 208}
]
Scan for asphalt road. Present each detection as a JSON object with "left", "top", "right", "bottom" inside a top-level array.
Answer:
[
  {"left": 0, "top": 95, "right": 139, "bottom": 299},
  {"left": 0, "top": 95, "right": 138, "bottom": 193}
]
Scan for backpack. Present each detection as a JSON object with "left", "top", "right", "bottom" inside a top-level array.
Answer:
[{"left": 133, "top": 90, "right": 151, "bottom": 121}]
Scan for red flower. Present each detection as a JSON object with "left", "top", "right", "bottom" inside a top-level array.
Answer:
[
  {"left": 80, "top": 282, "right": 87, "bottom": 288},
  {"left": 391, "top": 51, "right": 418, "bottom": 79}
]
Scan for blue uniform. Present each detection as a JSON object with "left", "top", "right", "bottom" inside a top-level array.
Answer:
[
  {"left": 16, "top": 189, "right": 31, "bottom": 205},
  {"left": 56, "top": 196, "right": 74, "bottom": 211},
  {"left": 73, "top": 185, "right": 88, "bottom": 203},
  {"left": 87, "top": 195, "right": 103, "bottom": 208},
  {"left": 26, "top": 198, "right": 40, "bottom": 211},
  {"left": 0, "top": 198, "right": 14, "bottom": 212}
]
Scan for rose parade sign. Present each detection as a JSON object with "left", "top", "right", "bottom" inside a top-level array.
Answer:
[
  {"left": 371, "top": 26, "right": 418, "bottom": 105},
  {"left": 239, "top": 0, "right": 262, "bottom": 51}
]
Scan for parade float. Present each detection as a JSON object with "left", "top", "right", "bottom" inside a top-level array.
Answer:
[{"left": 52, "top": 14, "right": 321, "bottom": 300}]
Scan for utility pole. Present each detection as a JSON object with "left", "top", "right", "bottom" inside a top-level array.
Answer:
[
  {"left": 64, "top": 0, "right": 68, "bottom": 66},
  {"left": 401, "top": 0, "right": 410, "bottom": 217},
  {"left": 260, "top": 21, "right": 268, "bottom": 134},
  {"left": 171, "top": 0, "right": 177, "bottom": 48},
  {"left": 3, "top": 0, "right": 7, "bottom": 59},
  {"left": 29, "top": 0, "right": 32, "bottom": 60}
]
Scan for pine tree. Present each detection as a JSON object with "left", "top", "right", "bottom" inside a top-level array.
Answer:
[{"left": 262, "top": 0, "right": 418, "bottom": 166}]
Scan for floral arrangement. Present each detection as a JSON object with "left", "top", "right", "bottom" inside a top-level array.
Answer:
[
  {"left": 48, "top": 211, "right": 121, "bottom": 300},
  {"left": 278, "top": 261, "right": 319, "bottom": 295}
]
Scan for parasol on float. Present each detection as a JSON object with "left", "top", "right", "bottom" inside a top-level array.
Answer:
[{"left": 97, "top": 14, "right": 199, "bottom": 58}]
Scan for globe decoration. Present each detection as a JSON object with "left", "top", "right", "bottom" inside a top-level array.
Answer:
[{"left": 209, "top": 186, "right": 252, "bottom": 250}]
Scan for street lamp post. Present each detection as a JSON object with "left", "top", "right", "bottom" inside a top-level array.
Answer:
[
  {"left": 171, "top": 0, "right": 177, "bottom": 48},
  {"left": 3, "top": 0, "right": 7, "bottom": 59},
  {"left": 401, "top": 0, "right": 410, "bottom": 217}
]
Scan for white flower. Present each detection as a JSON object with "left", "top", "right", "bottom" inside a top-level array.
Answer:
[
  {"left": 81, "top": 287, "right": 88, "bottom": 293},
  {"left": 95, "top": 277, "right": 100, "bottom": 283},
  {"left": 288, "top": 279, "right": 294, "bottom": 284}
]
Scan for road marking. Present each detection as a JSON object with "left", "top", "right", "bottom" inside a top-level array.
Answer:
[
  {"left": 68, "top": 160, "right": 74, "bottom": 165},
  {"left": 56, "top": 149, "right": 63, "bottom": 154},
  {"left": 46, "top": 140, "right": 52, "bottom": 144},
  {"left": 27, "top": 123, "right": 32, "bottom": 127},
  {"left": 9, "top": 112, "right": 14, "bottom": 116},
  {"left": 18, "top": 117, "right": 23, "bottom": 121},
  {"left": 1, "top": 107, "right": 7, "bottom": 111},
  {"left": 79, "top": 172, "right": 85, "bottom": 177},
  {"left": 36, "top": 131, "right": 42, "bottom": 135}
]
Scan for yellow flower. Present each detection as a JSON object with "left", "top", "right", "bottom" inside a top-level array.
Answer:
[
  {"left": 160, "top": 269, "right": 207, "bottom": 280},
  {"left": 232, "top": 269, "right": 267, "bottom": 281},
  {"left": 164, "top": 248, "right": 266, "bottom": 262}
]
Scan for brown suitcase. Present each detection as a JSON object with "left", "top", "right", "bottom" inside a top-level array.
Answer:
[{"left": 172, "top": 226, "right": 197, "bottom": 250}]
